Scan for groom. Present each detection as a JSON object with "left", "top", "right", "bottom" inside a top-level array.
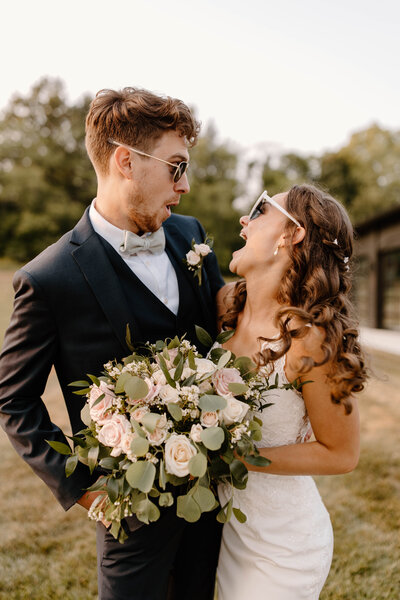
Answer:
[{"left": 0, "top": 87, "right": 224, "bottom": 599}]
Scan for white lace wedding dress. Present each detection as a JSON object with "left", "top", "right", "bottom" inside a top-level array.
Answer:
[{"left": 217, "top": 343, "right": 334, "bottom": 600}]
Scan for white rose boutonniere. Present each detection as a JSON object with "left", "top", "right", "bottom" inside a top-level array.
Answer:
[{"left": 184, "top": 235, "right": 213, "bottom": 285}]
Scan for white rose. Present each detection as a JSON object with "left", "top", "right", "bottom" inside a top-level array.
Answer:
[
  {"left": 186, "top": 250, "right": 201, "bottom": 266},
  {"left": 98, "top": 414, "right": 131, "bottom": 449},
  {"left": 200, "top": 411, "right": 219, "bottom": 427},
  {"left": 119, "top": 432, "right": 136, "bottom": 456},
  {"left": 219, "top": 397, "right": 249, "bottom": 426},
  {"left": 152, "top": 368, "right": 167, "bottom": 386},
  {"left": 190, "top": 423, "right": 203, "bottom": 443},
  {"left": 212, "top": 367, "right": 244, "bottom": 398},
  {"left": 147, "top": 427, "right": 167, "bottom": 446},
  {"left": 88, "top": 381, "right": 116, "bottom": 424},
  {"left": 181, "top": 366, "right": 195, "bottom": 380},
  {"left": 164, "top": 434, "right": 197, "bottom": 477},
  {"left": 195, "top": 358, "right": 217, "bottom": 379},
  {"left": 159, "top": 384, "right": 181, "bottom": 404},
  {"left": 194, "top": 243, "right": 212, "bottom": 256}
]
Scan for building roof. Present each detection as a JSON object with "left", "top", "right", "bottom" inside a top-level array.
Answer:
[{"left": 355, "top": 203, "right": 400, "bottom": 235}]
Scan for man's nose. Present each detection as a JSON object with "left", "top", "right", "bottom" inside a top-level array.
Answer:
[{"left": 174, "top": 173, "right": 190, "bottom": 194}]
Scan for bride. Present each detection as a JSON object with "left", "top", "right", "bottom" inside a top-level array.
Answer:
[{"left": 216, "top": 184, "right": 367, "bottom": 599}]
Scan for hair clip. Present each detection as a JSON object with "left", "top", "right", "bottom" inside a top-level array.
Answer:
[
  {"left": 343, "top": 256, "right": 349, "bottom": 264},
  {"left": 333, "top": 239, "right": 338, "bottom": 245}
]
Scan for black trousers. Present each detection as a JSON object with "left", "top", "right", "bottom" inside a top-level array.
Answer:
[{"left": 96, "top": 509, "right": 223, "bottom": 600}]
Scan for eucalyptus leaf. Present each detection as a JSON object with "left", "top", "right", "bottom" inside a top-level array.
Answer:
[
  {"left": 200, "top": 427, "right": 225, "bottom": 451},
  {"left": 80, "top": 403, "right": 91, "bottom": 426},
  {"left": 124, "top": 376, "right": 149, "bottom": 401},
  {"left": 217, "top": 350, "right": 231, "bottom": 369},
  {"left": 234, "top": 356, "right": 257, "bottom": 376},
  {"left": 167, "top": 403, "right": 182, "bottom": 422},
  {"left": 230, "top": 458, "right": 248, "bottom": 483},
  {"left": 135, "top": 498, "right": 160, "bottom": 524},
  {"left": 159, "top": 458, "right": 167, "bottom": 490},
  {"left": 232, "top": 507, "right": 247, "bottom": 523},
  {"left": 99, "top": 456, "right": 120, "bottom": 471},
  {"left": 244, "top": 454, "right": 271, "bottom": 467},
  {"left": 188, "top": 452, "right": 207, "bottom": 478},
  {"left": 107, "top": 477, "right": 119, "bottom": 503},
  {"left": 228, "top": 382, "right": 249, "bottom": 396},
  {"left": 198, "top": 394, "right": 227, "bottom": 412},
  {"left": 142, "top": 412, "right": 161, "bottom": 433},
  {"left": 126, "top": 461, "right": 156, "bottom": 493},
  {"left": 192, "top": 486, "right": 215, "bottom": 512},
  {"left": 88, "top": 445, "right": 99, "bottom": 473},
  {"left": 115, "top": 372, "right": 132, "bottom": 394},
  {"left": 177, "top": 494, "right": 202, "bottom": 522},
  {"left": 168, "top": 336, "right": 180, "bottom": 349},
  {"left": 130, "top": 436, "right": 149, "bottom": 457},
  {"left": 126, "top": 323, "right": 134, "bottom": 352},
  {"left": 159, "top": 492, "right": 174, "bottom": 507},
  {"left": 194, "top": 325, "right": 213, "bottom": 349}
]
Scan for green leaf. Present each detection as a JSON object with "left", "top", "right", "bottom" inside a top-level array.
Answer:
[
  {"left": 216, "top": 506, "right": 227, "bottom": 523},
  {"left": 126, "top": 461, "right": 156, "bottom": 493},
  {"left": 99, "top": 456, "right": 120, "bottom": 471},
  {"left": 168, "top": 336, "right": 180, "bottom": 349},
  {"left": 157, "top": 354, "right": 176, "bottom": 387},
  {"left": 228, "top": 382, "right": 249, "bottom": 396},
  {"left": 135, "top": 498, "right": 160, "bottom": 524},
  {"left": 198, "top": 394, "right": 227, "bottom": 411},
  {"left": 244, "top": 454, "right": 271, "bottom": 467},
  {"left": 233, "top": 506, "right": 247, "bottom": 523},
  {"left": 130, "top": 436, "right": 149, "bottom": 457},
  {"left": 66, "top": 435, "right": 86, "bottom": 448},
  {"left": 195, "top": 325, "right": 213, "bottom": 348},
  {"left": 110, "top": 521, "right": 122, "bottom": 541},
  {"left": 188, "top": 349, "right": 196, "bottom": 371},
  {"left": 131, "top": 419, "right": 147, "bottom": 438},
  {"left": 234, "top": 356, "right": 257, "bottom": 376},
  {"left": 200, "top": 426, "right": 225, "bottom": 451},
  {"left": 159, "top": 458, "right": 167, "bottom": 490},
  {"left": 159, "top": 492, "right": 174, "bottom": 507},
  {"left": 126, "top": 323, "right": 134, "bottom": 351},
  {"left": 192, "top": 486, "right": 216, "bottom": 512},
  {"left": 65, "top": 454, "right": 78, "bottom": 477},
  {"left": 181, "top": 373, "right": 196, "bottom": 387},
  {"left": 141, "top": 412, "right": 161, "bottom": 433},
  {"left": 114, "top": 372, "right": 132, "bottom": 394},
  {"left": 167, "top": 403, "right": 182, "bottom": 421},
  {"left": 90, "top": 393, "right": 105, "bottom": 408},
  {"left": 124, "top": 376, "right": 149, "bottom": 401},
  {"left": 217, "top": 350, "right": 232, "bottom": 369},
  {"left": 88, "top": 445, "right": 99, "bottom": 473},
  {"left": 107, "top": 477, "right": 119, "bottom": 503},
  {"left": 173, "top": 354, "right": 185, "bottom": 381},
  {"left": 80, "top": 403, "right": 91, "bottom": 426},
  {"left": 88, "top": 374, "right": 100, "bottom": 386},
  {"left": 73, "top": 388, "right": 91, "bottom": 395},
  {"left": 230, "top": 458, "right": 248, "bottom": 483},
  {"left": 216, "top": 329, "right": 236, "bottom": 344},
  {"left": 46, "top": 440, "right": 71, "bottom": 455},
  {"left": 188, "top": 452, "right": 207, "bottom": 478},
  {"left": 86, "top": 476, "right": 108, "bottom": 492},
  {"left": 177, "top": 494, "right": 202, "bottom": 522},
  {"left": 68, "top": 380, "right": 90, "bottom": 388}
]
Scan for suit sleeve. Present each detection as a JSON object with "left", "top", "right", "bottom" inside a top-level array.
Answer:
[{"left": 0, "top": 269, "right": 95, "bottom": 510}]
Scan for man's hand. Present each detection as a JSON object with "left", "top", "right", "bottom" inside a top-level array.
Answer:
[{"left": 77, "top": 490, "right": 111, "bottom": 528}]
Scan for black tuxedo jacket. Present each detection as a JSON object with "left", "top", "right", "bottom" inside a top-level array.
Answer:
[{"left": 0, "top": 209, "right": 224, "bottom": 510}]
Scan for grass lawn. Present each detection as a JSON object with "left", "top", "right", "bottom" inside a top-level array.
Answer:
[{"left": 0, "top": 268, "right": 399, "bottom": 599}]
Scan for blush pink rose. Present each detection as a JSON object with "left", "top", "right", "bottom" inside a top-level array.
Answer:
[
  {"left": 88, "top": 381, "right": 116, "bottom": 424},
  {"left": 98, "top": 414, "right": 131, "bottom": 453},
  {"left": 212, "top": 368, "right": 244, "bottom": 398}
]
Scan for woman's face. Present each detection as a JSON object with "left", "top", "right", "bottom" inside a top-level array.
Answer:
[{"left": 229, "top": 192, "right": 290, "bottom": 277}]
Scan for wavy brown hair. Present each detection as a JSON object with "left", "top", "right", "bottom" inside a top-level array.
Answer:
[
  {"left": 85, "top": 87, "right": 200, "bottom": 175},
  {"left": 222, "top": 184, "right": 368, "bottom": 414}
]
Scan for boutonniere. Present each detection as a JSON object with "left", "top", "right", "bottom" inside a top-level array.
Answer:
[{"left": 184, "top": 235, "right": 213, "bottom": 285}]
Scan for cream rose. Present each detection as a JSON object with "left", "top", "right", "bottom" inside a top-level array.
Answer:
[
  {"left": 186, "top": 250, "right": 201, "bottom": 266},
  {"left": 193, "top": 243, "right": 212, "bottom": 256},
  {"left": 212, "top": 367, "right": 244, "bottom": 398},
  {"left": 88, "top": 381, "right": 116, "bottom": 424},
  {"left": 200, "top": 411, "right": 219, "bottom": 428},
  {"left": 97, "top": 414, "right": 131, "bottom": 451},
  {"left": 195, "top": 358, "right": 217, "bottom": 379},
  {"left": 152, "top": 368, "right": 167, "bottom": 386},
  {"left": 190, "top": 423, "right": 203, "bottom": 443},
  {"left": 164, "top": 434, "right": 197, "bottom": 477},
  {"left": 158, "top": 384, "right": 181, "bottom": 404},
  {"left": 219, "top": 397, "right": 249, "bottom": 426}
]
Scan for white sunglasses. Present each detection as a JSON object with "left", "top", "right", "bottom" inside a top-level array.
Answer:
[{"left": 248, "top": 191, "right": 302, "bottom": 228}]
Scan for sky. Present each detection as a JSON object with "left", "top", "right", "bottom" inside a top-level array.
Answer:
[{"left": 1, "top": 0, "right": 399, "bottom": 157}]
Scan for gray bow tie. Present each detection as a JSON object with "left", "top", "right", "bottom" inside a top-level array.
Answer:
[{"left": 120, "top": 227, "right": 166, "bottom": 256}]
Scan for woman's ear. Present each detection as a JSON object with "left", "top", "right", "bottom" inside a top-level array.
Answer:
[
  {"left": 113, "top": 146, "right": 134, "bottom": 180},
  {"left": 290, "top": 226, "right": 306, "bottom": 246}
]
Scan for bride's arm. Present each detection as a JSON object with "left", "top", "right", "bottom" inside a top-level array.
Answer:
[{"left": 245, "top": 330, "right": 360, "bottom": 476}]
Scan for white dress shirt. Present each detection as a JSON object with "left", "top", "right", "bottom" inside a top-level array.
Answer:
[{"left": 89, "top": 200, "right": 179, "bottom": 315}]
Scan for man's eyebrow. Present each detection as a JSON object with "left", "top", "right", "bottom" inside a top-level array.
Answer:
[{"left": 167, "top": 153, "right": 189, "bottom": 162}]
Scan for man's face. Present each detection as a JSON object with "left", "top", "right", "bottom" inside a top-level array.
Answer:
[{"left": 125, "top": 130, "right": 190, "bottom": 233}]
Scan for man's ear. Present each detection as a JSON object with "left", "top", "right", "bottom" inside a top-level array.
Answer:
[{"left": 113, "top": 146, "right": 134, "bottom": 180}]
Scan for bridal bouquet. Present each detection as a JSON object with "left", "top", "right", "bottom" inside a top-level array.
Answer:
[{"left": 49, "top": 327, "right": 276, "bottom": 542}]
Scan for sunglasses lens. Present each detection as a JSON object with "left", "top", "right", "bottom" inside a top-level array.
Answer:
[
  {"left": 249, "top": 200, "right": 264, "bottom": 220},
  {"left": 173, "top": 162, "right": 188, "bottom": 183}
]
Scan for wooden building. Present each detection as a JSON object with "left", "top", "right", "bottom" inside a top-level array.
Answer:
[{"left": 353, "top": 205, "right": 400, "bottom": 331}]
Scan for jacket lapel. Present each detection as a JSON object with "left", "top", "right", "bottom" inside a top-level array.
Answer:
[{"left": 69, "top": 209, "right": 141, "bottom": 352}]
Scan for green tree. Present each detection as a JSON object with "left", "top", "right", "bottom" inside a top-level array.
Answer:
[{"left": 0, "top": 77, "right": 96, "bottom": 261}]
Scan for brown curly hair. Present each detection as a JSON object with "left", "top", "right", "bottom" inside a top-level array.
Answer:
[
  {"left": 85, "top": 87, "right": 200, "bottom": 175},
  {"left": 222, "top": 184, "right": 368, "bottom": 414}
]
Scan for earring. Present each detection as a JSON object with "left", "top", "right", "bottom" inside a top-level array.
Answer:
[{"left": 273, "top": 246, "right": 279, "bottom": 256}]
